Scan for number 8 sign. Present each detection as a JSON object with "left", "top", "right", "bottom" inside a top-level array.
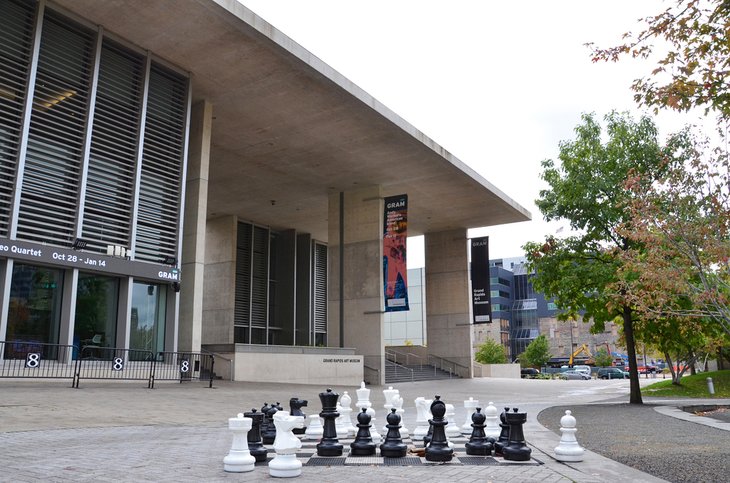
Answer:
[{"left": 25, "top": 353, "right": 40, "bottom": 368}]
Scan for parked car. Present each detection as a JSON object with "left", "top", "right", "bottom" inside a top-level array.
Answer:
[
  {"left": 598, "top": 367, "right": 629, "bottom": 379},
  {"left": 560, "top": 370, "right": 591, "bottom": 380},
  {"left": 521, "top": 368, "right": 540, "bottom": 379}
]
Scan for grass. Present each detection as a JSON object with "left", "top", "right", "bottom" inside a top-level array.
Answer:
[{"left": 643, "top": 369, "right": 730, "bottom": 398}]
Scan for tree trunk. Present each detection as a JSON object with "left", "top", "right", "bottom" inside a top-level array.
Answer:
[{"left": 622, "top": 305, "right": 643, "bottom": 404}]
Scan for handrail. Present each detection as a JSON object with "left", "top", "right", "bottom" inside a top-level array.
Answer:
[
  {"left": 363, "top": 363, "right": 381, "bottom": 384},
  {"left": 386, "top": 348, "right": 426, "bottom": 367},
  {"left": 428, "top": 354, "right": 469, "bottom": 377},
  {"left": 385, "top": 358, "right": 414, "bottom": 382},
  {"left": 200, "top": 348, "right": 234, "bottom": 381}
]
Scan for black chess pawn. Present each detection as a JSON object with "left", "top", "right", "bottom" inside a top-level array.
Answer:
[
  {"left": 503, "top": 408, "right": 532, "bottom": 461},
  {"left": 244, "top": 408, "right": 268, "bottom": 462},
  {"left": 465, "top": 407, "right": 493, "bottom": 456},
  {"left": 493, "top": 406, "right": 511, "bottom": 457},
  {"left": 261, "top": 404, "right": 278, "bottom": 445},
  {"left": 425, "top": 395, "right": 453, "bottom": 462},
  {"left": 260, "top": 402, "right": 271, "bottom": 436},
  {"left": 316, "top": 388, "right": 343, "bottom": 456},
  {"left": 289, "top": 397, "right": 308, "bottom": 435},
  {"left": 380, "top": 408, "right": 407, "bottom": 458},
  {"left": 350, "top": 408, "right": 377, "bottom": 456}
]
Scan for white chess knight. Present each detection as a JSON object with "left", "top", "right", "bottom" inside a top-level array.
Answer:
[
  {"left": 304, "top": 414, "right": 323, "bottom": 441},
  {"left": 223, "top": 413, "right": 255, "bottom": 473},
  {"left": 269, "top": 410, "right": 305, "bottom": 478},
  {"left": 554, "top": 410, "right": 585, "bottom": 462},
  {"left": 461, "top": 397, "right": 480, "bottom": 435},
  {"left": 413, "top": 397, "right": 432, "bottom": 439},
  {"left": 355, "top": 381, "right": 374, "bottom": 416},
  {"left": 484, "top": 402, "right": 501, "bottom": 439}
]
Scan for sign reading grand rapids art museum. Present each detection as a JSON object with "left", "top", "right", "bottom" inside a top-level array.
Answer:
[
  {"left": 383, "top": 194, "right": 408, "bottom": 312},
  {"left": 470, "top": 236, "right": 492, "bottom": 324}
]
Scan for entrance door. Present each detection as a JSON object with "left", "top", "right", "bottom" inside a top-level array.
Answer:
[
  {"left": 74, "top": 273, "right": 119, "bottom": 357},
  {"left": 130, "top": 281, "right": 166, "bottom": 357}
]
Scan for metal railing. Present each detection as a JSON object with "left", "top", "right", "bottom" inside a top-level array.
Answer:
[
  {"left": 74, "top": 347, "right": 156, "bottom": 388},
  {"left": 428, "top": 354, "right": 469, "bottom": 378},
  {"left": 0, "top": 341, "right": 77, "bottom": 381},
  {"left": 363, "top": 363, "right": 380, "bottom": 385},
  {"left": 153, "top": 351, "right": 215, "bottom": 388},
  {"left": 385, "top": 349, "right": 426, "bottom": 367},
  {"left": 201, "top": 349, "right": 234, "bottom": 381},
  {"left": 0, "top": 340, "right": 221, "bottom": 389},
  {"left": 384, "top": 358, "right": 414, "bottom": 382}
]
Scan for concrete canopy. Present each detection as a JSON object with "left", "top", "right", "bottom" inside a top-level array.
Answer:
[{"left": 54, "top": 0, "right": 530, "bottom": 241}]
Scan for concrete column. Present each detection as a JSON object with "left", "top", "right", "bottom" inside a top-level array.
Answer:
[
  {"left": 202, "top": 215, "right": 237, "bottom": 344},
  {"left": 179, "top": 101, "right": 212, "bottom": 352},
  {"left": 328, "top": 186, "right": 384, "bottom": 384},
  {"left": 425, "top": 229, "right": 473, "bottom": 377}
]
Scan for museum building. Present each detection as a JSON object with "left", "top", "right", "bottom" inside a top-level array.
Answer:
[{"left": 0, "top": 0, "right": 530, "bottom": 385}]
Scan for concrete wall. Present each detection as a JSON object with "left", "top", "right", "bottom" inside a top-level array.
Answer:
[
  {"left": 473, "top": 362, "right": 520, "bottom": 378},
  {"left": 179, "top": 101, "right": 212, "bottom": 352},
  {"left": 328, "top": 187, "right": 384, "bottom": 383},
  {"left": 208, "top": 345, "right": 363, "bottom": 385},
  {"left": 425, "top": 229, "right": 473, "bottom": 377},
  {"left": 202, "top": 216, "right": 237, "bottom": 344}
]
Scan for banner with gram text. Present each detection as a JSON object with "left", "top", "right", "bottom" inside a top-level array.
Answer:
[
  {"left": 470, "top": 236, "right": 492, "bottom": 323},
  {"left": 383, "top": 194, "right": 408, "bottom": 312}
]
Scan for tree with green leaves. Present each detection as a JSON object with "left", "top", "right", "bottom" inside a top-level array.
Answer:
[
  {"left": 594, "top": 348, "right": 614, "bottom": 368},
  {"left": 521, "top": 334, "right": 551, "bottom": 368},
  {"left": 524, "top": 111, "right": 673, "bottom": 404},
  {"left": 590, "top": 0, "right": 730, "bottom": 119},
  {"left": 474, "top": 338, "right": 507, "bottom": 364}
]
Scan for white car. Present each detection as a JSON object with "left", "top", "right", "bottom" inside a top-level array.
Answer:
[{"left": 561, "top": 365, "right": 592, "bottom": 376}]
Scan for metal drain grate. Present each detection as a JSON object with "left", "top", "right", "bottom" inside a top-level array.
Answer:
[
  {"left": 383, "top": 456, "right": 422, "bottom": 466},
  {"left": 305, "top": 457, "right": 347, "bottom": 466},
  {"left": 458, "top": 456, "right": 500, "bottom": 465}
]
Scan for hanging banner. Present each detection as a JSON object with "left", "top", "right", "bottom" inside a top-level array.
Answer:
[
  {"left": 470, "top": 236, "right": 492, "bottom": 323},
  {"left": 383, "top": 194, "right": 409, "bottom": 312}
]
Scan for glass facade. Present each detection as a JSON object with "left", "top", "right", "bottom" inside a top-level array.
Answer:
[
  {"left": 74, "top": 273, "right": 119, "bottom": 351},
  {"left": 130, "top": 281, "right": 166, "bottom": 355},
  {"left": 4, "top": 264, "right": 63, "bottom": 357}
]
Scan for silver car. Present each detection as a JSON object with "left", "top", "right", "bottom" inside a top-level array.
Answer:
[{"left": 560, "top": 370, "right": 591, "bottom": 380}]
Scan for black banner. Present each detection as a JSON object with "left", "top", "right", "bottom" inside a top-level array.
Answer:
[{"left": 470, "top": 236, "right": 491, "bottom": 324}]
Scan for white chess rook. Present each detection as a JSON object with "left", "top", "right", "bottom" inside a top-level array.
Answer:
[
  {"left": 554, "top": 410, "right": 585, "bottom": 462},
  {"left": 461, "top": 397, "right": 479, "bottom": 435},
  {"left": 269, "top": 411, "right": 305, "bottom": 477},
  {"left": 223, "top": 413, "right": 255, "bottom": 473}
]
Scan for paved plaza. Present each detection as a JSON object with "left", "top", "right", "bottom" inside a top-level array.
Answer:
[{"left": 0, "top": 376, "right": 721, "bottom": 482}]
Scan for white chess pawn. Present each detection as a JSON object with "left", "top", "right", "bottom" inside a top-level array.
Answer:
[
  {"left": 335, "top": 402, "right": 349, "bottom": 439},
  {"left": 484, "top": 402, "right": 501, "bottom": 439},
  {"left": 269, "top": 411, "right": 305, "bottom": 477},
  {"left": 355, "top": 381, "right": 374, "bottom": 416},
  {"left": 554, "top": 410, "right": 585, "bottom": 462},
  {"left": 339, "top": 391, "right": 357, "bottom": 436},
  {"left": 461, "top": 397, "right": 480, "bottom": 435},
  {"left": 304, "top": 414, "right": 323, "bottom": 440},
  {"left": 445, "top": 403, "right": 461, "bottom": 438},
  {"left": 223, "top": 413, "right": 255, "bottom": 473},
  {"left": 413, "top": 397, "right": 432, "bottom": 439}
]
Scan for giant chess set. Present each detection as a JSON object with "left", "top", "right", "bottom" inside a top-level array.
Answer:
[{"left": 223, "top": 382, "right": 584, "bottom": 477}]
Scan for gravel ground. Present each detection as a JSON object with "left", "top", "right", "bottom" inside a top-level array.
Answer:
[{"left": 538, "top": 404, "right": 730, "bottom": 483}]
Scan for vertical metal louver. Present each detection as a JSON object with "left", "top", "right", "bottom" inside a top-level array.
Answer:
[
  {"left": 313, "top": 242, "right": 327, "bottom": 340},
  {"left": 251, "top": 225, "right": 269, "bottom": 329},
  {"left": 135, "top": 63, "right": 187, "bottom": 263},
  {"left": 82, "top": 39, "right": 144, "bottom": 253},
  {"left": 16, "top": 9, "right": 94, "bottom": 245},
  {"left": 0, "top": 0, "right": 36, "bottom": 237},
  {"left": 234, "top": 222, "right": 252, "bottom": 342}
]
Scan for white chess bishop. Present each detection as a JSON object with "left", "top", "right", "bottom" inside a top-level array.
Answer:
[
  {"left": 304, "top": 414, "right": 323, "bottom": 441},
  {"left": 269, "top": 411, "right": 305, "bottom": 478}
]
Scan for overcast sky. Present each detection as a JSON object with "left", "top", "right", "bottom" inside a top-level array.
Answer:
[{"left": 240, "top": 1, "right": 702, "bottom": 265}]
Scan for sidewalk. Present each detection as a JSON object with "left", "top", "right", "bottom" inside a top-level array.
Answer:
[{"left": 0, "top": 378, "right": 669, "bottom": 482}]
